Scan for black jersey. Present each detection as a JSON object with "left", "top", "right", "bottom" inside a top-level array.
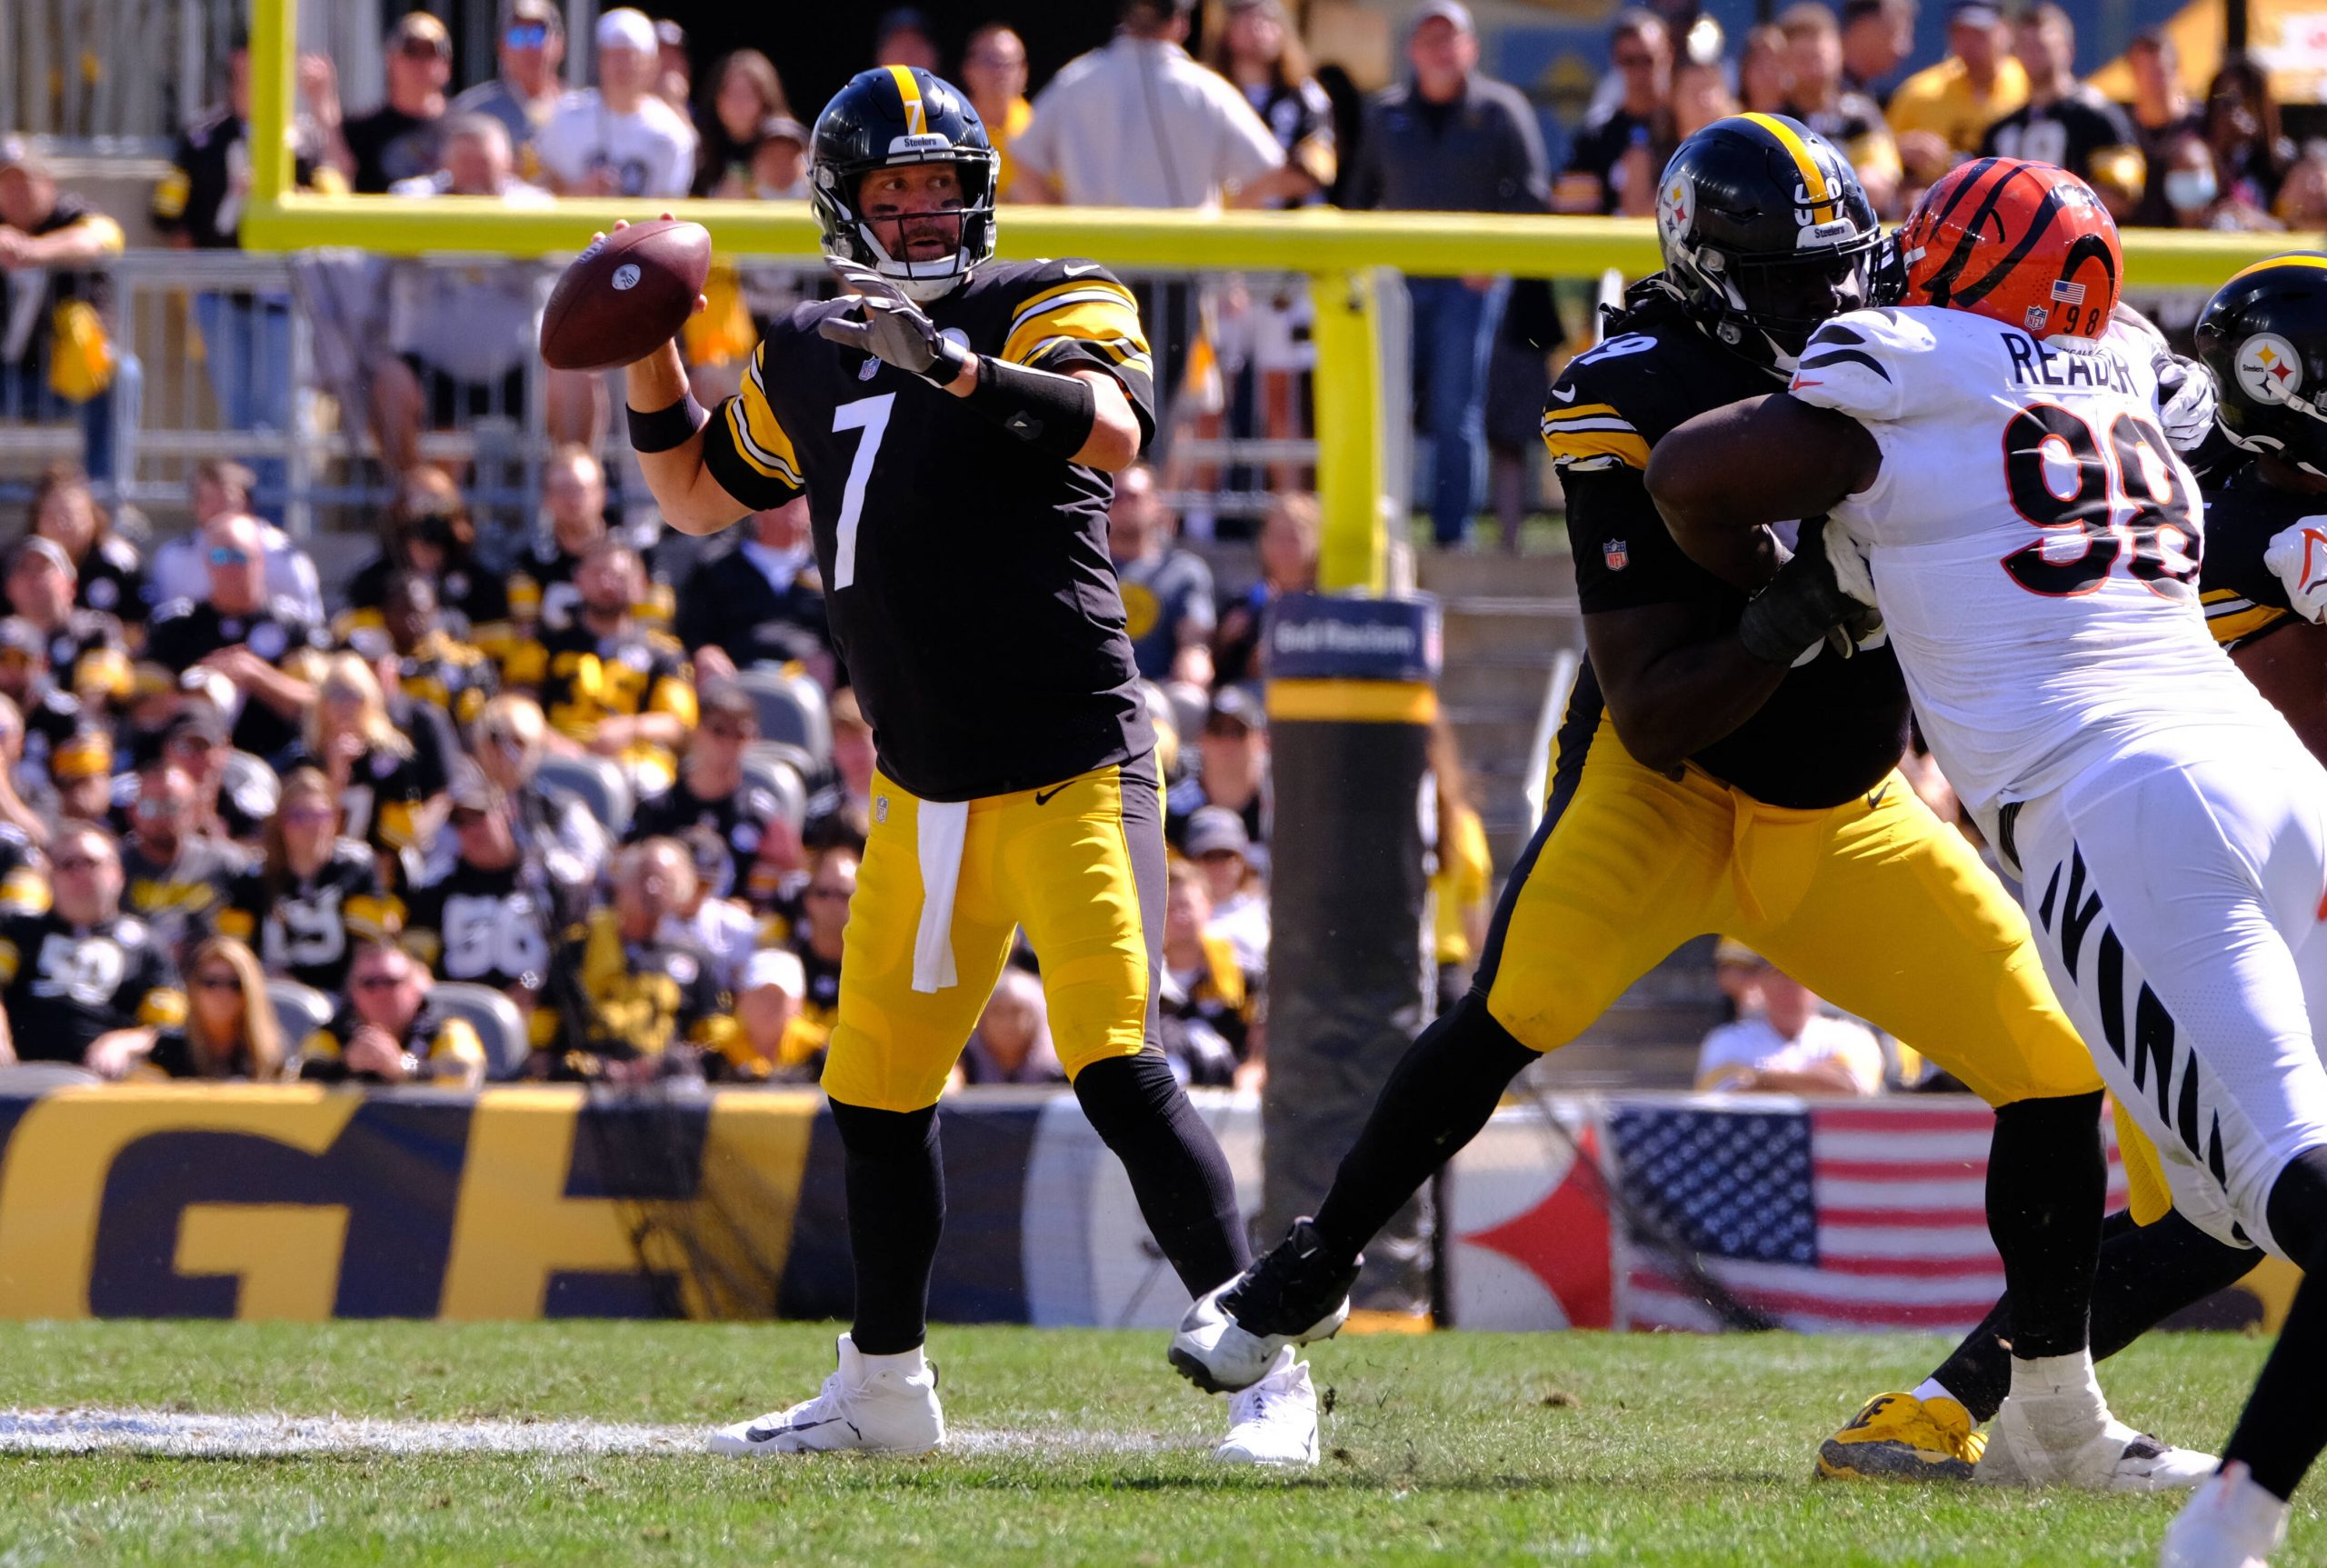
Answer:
[
  {"left": 403, "top": 856, "right": 557, "bottom": 994},
  {"left": 120, "top": 831, "right": 253, "bottom": 964},
  {"left": 504, "top": 618, "right": 697, "bottom": 786},
  {"left": 630, "top": 772, "right": 790, "bottom": 902},
  {"left": 673, "top": 543, "right": 836, "bottom": 674},
  {"left": 553, "top": 907, "right": 735, "bottom": 1073},
  {"left": 2198, "top": 459, "right": 2320, "bottom": 653},
  {"left": 299, "top": 995, "right": 484, "bottom": 1084},
  {"left": 1542, "top": 293, "right": 1913, "bottom": 809},
  {"left": 698, "top": 257, "right": 1160, "bottom": 802},
  {"left": 75, "top": 535, "right": 145, "bottom": 622},
  {"left": 140, "top": 596, "right": 327, "bottom": 758},
  {"left": 0, "top": 909, "right": 182, "bottom": 1063},
  {"left": 1979, "top": 87, "right": 2138, "bottom": 181},
  {"left": 275, "top": 739, "right": 448, "bottom": 857},
  {"left": 218, "top": 839, "right": 398, "bottom": 994}
]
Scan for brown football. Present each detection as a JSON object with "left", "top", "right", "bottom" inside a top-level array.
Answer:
[{"left": 538, "top": 219, "right": 713, "bottom": 373}]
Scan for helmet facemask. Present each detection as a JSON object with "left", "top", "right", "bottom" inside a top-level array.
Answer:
[
  {"left": 1674, "top": 230, "right": 1882, "bottom": 373},
  {"left": 812, "top": 143, "right": 998, "bottom": 304}
]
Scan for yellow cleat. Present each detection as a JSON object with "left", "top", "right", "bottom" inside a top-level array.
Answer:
[{"left": 1815, "top": 1392, "right": 1987, "bottom": 1483}]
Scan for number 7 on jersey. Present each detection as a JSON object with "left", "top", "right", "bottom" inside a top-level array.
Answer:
[{"left": 832, "top": 393, "right": 895, "bottom": 591}]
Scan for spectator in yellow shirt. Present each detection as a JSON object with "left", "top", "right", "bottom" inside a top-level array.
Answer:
[
  {"left": 1886, "top": 0, "right": 2027, "bottom": 179},
  {"left": 962, "top": 24, "right": 1037, "bottom": 203}
]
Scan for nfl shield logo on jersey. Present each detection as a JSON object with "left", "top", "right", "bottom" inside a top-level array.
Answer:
[{"left": 1604, "top": 539, "right": 1630, "bottom": 572}]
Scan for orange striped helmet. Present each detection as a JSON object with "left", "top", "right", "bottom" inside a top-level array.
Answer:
[{"left": 1897, "top": 157, "right": 2122, "bottom": 340}]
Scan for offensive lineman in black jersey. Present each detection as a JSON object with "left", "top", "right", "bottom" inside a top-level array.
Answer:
[
  {"left": 1173, "top": 116, "right": 2211, "bottom": 1489},
  {"left": 607, "top": 66, "right": 1303, "bottom": 1463}
]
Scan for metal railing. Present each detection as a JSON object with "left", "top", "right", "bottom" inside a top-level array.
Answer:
[{"left": 0, "top": 248, "right": 1342, "bottom": 539}]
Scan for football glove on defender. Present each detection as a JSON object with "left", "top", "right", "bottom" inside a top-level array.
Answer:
[
  {"left": 817, "top": 259, "right": 974, "bottom": 386},
  {"left": 2264, "top": 519, "right": 2327, "bottom": 624},
  {"left": 1737, "top": 520, "right": 1884, "bottom": 666}
]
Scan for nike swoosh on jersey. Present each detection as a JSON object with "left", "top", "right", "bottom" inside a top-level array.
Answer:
[
  {"left": 1865, "top": 782, "right": 1892, "bottom": 810},
  {"left": 1034, "top": 784, "right": 1069, "bottom": 805},
  {"left": 1062, "top": 263, "right": 1103, "bottom": 277},
  {"left": 1550, "top": 385, "right": 1577, "bottom": 402}
]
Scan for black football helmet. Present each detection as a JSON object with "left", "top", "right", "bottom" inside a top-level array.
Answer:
[
  {"left": 811, "top": 66, "right": 998, "bottom": 302},
  {"left": 1653, "top": 113, "right": 1883, "bottom": 374},
  {"left": 2195, "top": 255, "right": 2327, "bottom": 476}
]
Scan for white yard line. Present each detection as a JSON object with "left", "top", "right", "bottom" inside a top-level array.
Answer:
[{"left": 0, "top": 1408, "right": 1187, "bottom": 1459}]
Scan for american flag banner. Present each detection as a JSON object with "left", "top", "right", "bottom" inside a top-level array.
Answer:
[{"left": 1611, "top": 1098, "right": 2129, "bottom": 1333}]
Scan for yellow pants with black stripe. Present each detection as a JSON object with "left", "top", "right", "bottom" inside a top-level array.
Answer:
[
  {"left": 1481, "top": 717, "right": 2102, "bottom": 1107},
  {"left": 821, "top": 761, "right": 1164, "bottom": 1113}
]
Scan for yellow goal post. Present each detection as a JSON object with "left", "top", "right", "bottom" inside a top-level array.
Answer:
[{"left": 237, "top": 0, "right": 2295, "bottom": 590}]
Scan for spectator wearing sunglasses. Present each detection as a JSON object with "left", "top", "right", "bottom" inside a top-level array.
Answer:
[
  {"left": 120, "top": 704, "right": 267, "bottom": 844},
  {"left": 449, "top": 0, "right": 567, "bottom": 184},
  {"left": 90, "top": 933, "right": 286, "bottom": 1082},
  {"left": 336, "top": 12, "right": 454, "bottom": 195},
  {"left": 140, "top": 513, "right": 326, "bottom": 762},
  {"left": 342, "top": 468, "right": 510, "bottom": 652},
  {"left": 629, "top": 680, "right": 796, "bottom": 904},
  {"left": 534, "top": 8, "right": 697, "bottom": 199},
  {"left": 279, "top": 651, "right": 445, "bottom": 865},
  {"left": 404, "top": 759, "right": 560, "bottom": 1052},
  {"left": 147, "top": 461, "right": 325, "bottom": 624},
  {"left": 300, "top": 939, "right": 484, "bottom": 1088},
  {"left": 0, "top": 822, "right": 184, "bottom": 1067},
  {"left": 218, "top": 767, "right": 400, "bottom": 995}
]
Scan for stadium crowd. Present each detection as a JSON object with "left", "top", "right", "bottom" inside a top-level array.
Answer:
[
  {"left": 0, "top": 451, "right": 1386, "bottom": 1092},
  {"left": 0, "top": 0, "right": 2268, "bottom": 1094}
]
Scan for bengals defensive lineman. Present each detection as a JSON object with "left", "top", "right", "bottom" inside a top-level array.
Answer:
[
  {"left": 605, "top": 67, "right": 1307, "bottom": 1464},
  {"left": 1652, "top": 159, "right": 2327, "bottom": 1568},
  {"left": 1173, "top": 115, "right": 2200, "bottom": 1493}
]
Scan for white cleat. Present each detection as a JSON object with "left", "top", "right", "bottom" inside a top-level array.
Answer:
[
  {"left": 1978, "top": 1399, "right": 2214, "bottom": 1493},
  {"left": 1214, "top": 1349, "right": 1320, "bottom": 1467},
  {"left": 2160, "top": 1462, "right": 2289, "bottom": 1568},
  {"left": 707, "top": 1333, "right": 944, "bottom": 1457}
]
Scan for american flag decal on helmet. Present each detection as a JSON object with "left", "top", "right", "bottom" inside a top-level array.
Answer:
[{"left": 2052, "top": 279, "right": 2087, "bottom": 305}]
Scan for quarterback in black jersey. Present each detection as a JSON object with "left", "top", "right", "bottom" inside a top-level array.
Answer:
[
  {"left": 1174, "top": 116, "right": 2200, "bottom": 1489},
  {"left": 613, "top": 66, "right": 1274, "bottom": 1461}
]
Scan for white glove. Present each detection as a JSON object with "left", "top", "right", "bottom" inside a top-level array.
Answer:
[
  {"left": 2263, "top": 518, "right": 2327, "bottom": 624},
  {"left": 2153, "top": 352, "right": 2219, "bottom": 454}
]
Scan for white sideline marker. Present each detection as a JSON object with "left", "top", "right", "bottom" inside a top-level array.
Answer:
[{"left": 0, "top": 1408, "right": 1183, "bottom": 1459}]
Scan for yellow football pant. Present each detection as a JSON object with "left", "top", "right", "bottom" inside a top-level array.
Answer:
[
  {"left": 821, "top": 762, "right": 1163, "bottom": 1113},
  {"left": 1481, "top": 717, "right": 2102, "bottom": 1106}
]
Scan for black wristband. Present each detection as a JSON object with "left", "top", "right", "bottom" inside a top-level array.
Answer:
[
  {"left": 626, "top": 393, "right": 709, "bottom": 454},
  {"left": 965, "top": 355, "right": 1098, "bottom": 460}
]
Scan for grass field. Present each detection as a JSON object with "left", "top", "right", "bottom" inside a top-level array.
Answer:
[{"left": 0, "top": 1321, "right": 2307, "bottom": 1566}]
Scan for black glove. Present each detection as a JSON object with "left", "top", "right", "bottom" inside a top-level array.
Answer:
[
  {"left": 1736, "top": 523, "right": 1880, "bottom": 666},
  {"left": 814, "top": 259, "right": 973, "bottom": 386}
]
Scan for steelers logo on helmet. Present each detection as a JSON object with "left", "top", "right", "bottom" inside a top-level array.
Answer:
[
  {"left": 1650, "top": 114, "right": 1883, "bottom": 376},
  {"left": 2238, "top": 332, "right": 2304, "bottom": 404},
  {"left": 1655, "top": 171, "right": 1693, "bottom": 254},
  {"left": 809, "top": 66, "right": 1000, "bottom": 304},
  {"left": 2197, "top": 255, "right": 2327, "bottom": 474}
]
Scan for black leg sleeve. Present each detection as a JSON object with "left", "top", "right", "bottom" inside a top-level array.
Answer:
[
  {"left": 2224, "top": 1145, "right": 2327, "bottom": 1500},
  {"left": 1929, "top": 1207, "right": 2262, "bottom": 1423},
  {"left": 1074, "top": 1051, "right": 1250, "bottom": 1297},
  {"left": 828, "top": 1097, "right": 944, "bottom": 1356},
  {"left": 1310, "top": 992, "right": 1540, "bottom": 1263},
  {"left": 1982, "top": 1091, "right": 2107, "bottom": 1362}
]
